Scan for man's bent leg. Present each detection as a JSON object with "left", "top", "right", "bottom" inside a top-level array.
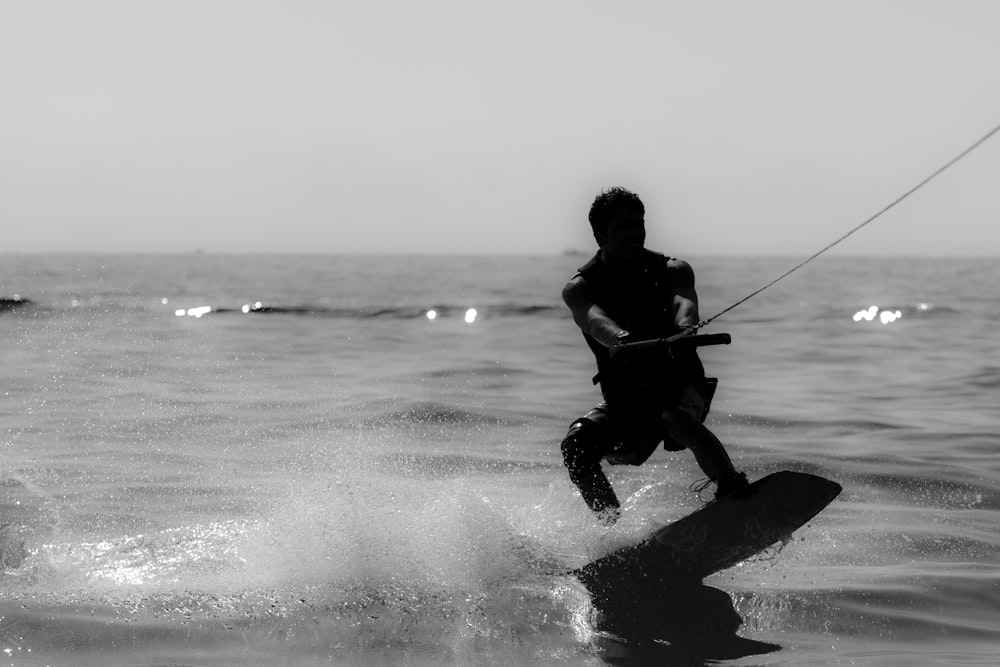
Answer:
[
  {"left": 560, "top": 419, "right": 620, "bottom": 517},
  {"left": 664, "top": 409, "right": 747, "bottom": 496}
]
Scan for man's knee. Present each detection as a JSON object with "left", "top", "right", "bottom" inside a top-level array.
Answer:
[
  {"left": 662, "top": 408, "right": 711, "bottom": 451},
  {"left": 663, "top": 406, "right": 702, "bottom": 435},
  {"left": 560, "top": 419, "right": 603, "bottom": 470}
]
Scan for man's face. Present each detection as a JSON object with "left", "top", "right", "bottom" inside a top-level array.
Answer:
[{"left": 600, "top": 206, "right": 646, "bottom": 260}]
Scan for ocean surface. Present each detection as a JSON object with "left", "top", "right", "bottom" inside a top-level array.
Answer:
[{"left": 0, "top": 253, "right": 997, "bottom": 666}]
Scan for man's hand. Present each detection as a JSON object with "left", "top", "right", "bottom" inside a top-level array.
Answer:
[
  {"left": 611, "top": 331, "right": 731, "bottom": 360},
  {"left": 608, "top": 331, "right": 631, "bottom": 360}
]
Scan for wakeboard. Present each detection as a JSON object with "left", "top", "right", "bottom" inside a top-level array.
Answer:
[{"left": 575, "top": 470, "right": 841, "bottom": 585}]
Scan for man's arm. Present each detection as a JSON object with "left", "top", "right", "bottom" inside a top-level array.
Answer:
[
  {"left": 669, "top": 259, "right": 700, "bottom": 331},
  {"left": 562, "top": 276, "right": 627, "bottom": 348}
]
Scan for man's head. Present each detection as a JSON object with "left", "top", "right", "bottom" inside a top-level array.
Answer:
[
  {"left": 588, "top": 187, "right": 645, "bottom": 245},
  {"left": 588, "top": 187, "right": 646, "bottom": 258}
]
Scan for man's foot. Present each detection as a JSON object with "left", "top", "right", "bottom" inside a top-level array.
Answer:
[{"left": 715, "top": 471, "right": 749, "bottom": 500}]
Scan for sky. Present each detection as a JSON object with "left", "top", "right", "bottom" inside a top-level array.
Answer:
[{"left": 2, "top": 0, "right": 999, "bottom": 256}]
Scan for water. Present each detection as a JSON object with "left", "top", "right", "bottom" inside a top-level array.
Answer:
[{"left": 1, "top": 253, "right": 997, "bottom": 666}]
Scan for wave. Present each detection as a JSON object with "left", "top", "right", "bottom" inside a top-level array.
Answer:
[
  {"left": 883, "top": 303, "right": 959, "bottom": 317},
  {"left": 166, "top": 299, "right": 959, "bottom": 328},
  {"left": 722, "top": 412, "right": 904, "bottom": 432},
  {"left": 3, "top": 457, "right": 997, "bottom": 665},
  {"left": 175, "top": 302, "right": 563, "bottom": 320},
  {"left": 965, "top": 365, "right": 1000, "bottom": 389},
  {"left": 849, "top": 302, "right": 958, "bottom": 324},
  {"left": 2, "top": 294, "right": 563, "bottom": 320},
  {"left": 0, "top": 476, "right": 58, "bottom": 570},
  {"left": 3, "top": 294, "right": 963, "bottom": 325},
  {"left": 374, "top": 452, "right": 557, "bottom": 478},
  {"left": 0, "top": 474, "right": 788, "bottom": 665},
  {"left": 362, "top": 400, "right": 518, "bottom": 428}
]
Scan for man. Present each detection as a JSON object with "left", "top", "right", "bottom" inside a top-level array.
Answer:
[{"left": 560, "top": 187, "right": 748, "bottom": 522}]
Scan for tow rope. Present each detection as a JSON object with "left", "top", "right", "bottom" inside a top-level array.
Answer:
[{"left": 692, "top": 120, "right": 1000, "bottom": 333}]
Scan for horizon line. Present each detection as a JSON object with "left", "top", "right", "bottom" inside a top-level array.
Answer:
[{"left": 0, "top": 250, "right": 996, "bottom": 260}]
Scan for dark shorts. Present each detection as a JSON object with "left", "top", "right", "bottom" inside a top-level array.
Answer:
[{"left": 579, "top": 377, "right": 717, "bottom": 466}]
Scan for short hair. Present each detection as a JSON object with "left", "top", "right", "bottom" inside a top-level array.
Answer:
[{"left": 588, "top": 187, "right": 644, "bottom": 241}]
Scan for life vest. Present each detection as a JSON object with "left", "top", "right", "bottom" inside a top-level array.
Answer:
[{"left": 576, "top": 250, "right": 704, "bottom": 400}]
